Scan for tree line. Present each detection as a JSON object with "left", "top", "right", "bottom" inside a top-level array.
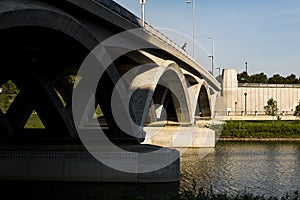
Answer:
[{"left": 237, "top": 72, "right": 300, "bottom": 84}]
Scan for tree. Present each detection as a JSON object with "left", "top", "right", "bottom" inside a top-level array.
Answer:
[
  {"left": 248, "top": 73, "right": 268, "bottom": 83},
  {"left": 237, "top": 71, "right": 248, "bottom": 83},
  {"left": 285, "top": 74, "right": 300, "bottom": 84},
  {"left": 264, "top": 98, "right": 278, "bottom": 121},
  {"left": 215, "top": 74, "right": 222, "bottom": 83},
  {"left": 294, "top": 101, "right": 300, "bottom": 116},
  {"left": 268, "top": 74, "right": 284, "bottom": 84}
]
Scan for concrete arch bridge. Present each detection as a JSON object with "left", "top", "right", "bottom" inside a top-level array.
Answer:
[{"left": 0, "top": 0, "right": 221, "bottom": 182}]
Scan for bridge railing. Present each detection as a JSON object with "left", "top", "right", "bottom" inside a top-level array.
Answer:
[
  {"left": 143, "top": 24, "right": 194, "bottom": 61},
  {"left": 94, "top": 0, "right": 198, "bottom": 65}
]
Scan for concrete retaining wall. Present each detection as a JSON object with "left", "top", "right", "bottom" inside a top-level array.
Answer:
[{"left": 222, "top": 69, "right": 300, "bottom": 116}]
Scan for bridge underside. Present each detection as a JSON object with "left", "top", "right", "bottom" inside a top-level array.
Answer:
[{"left": 0, "top": 28, "right": 213, "bottom": 145}]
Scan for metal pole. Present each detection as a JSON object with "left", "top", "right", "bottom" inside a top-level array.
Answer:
[
  {"left": 235, "top": 102, "right": 237, "bottom": 116},
  {"left": 208, "top": 36, "right": 214, "bottom": 76},
  {"left": 192, "top": 0, "right": 195, "bottom": 58},
  {"left": 245, "top": 62, "right": 248, "bottom": 74},
  {"left": 141, "top": 2, "right": 145, "bottom": 27},
  {"left": 212, "top": 36, "right": 214, "bottom": 76},
  {"left": 244, "top": 92, "right": 247, "bottom": 115},
  {"left": 186, "top": 0, "right": 196, "bottom": 58}
]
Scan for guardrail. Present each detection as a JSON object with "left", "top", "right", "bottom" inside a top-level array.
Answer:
[
  {"left": 94, "top": 0, "right": 193, "bottom": 59},
  {"left": 239, "top": 83, "right": 300, "bottom": 88}
]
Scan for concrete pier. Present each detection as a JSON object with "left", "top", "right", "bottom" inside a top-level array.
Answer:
[{"left": 143, "top": 126, "right": 216, "bottom": 148}]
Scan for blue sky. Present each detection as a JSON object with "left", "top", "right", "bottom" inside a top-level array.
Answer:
[{"left": 114, "top": 0, "right": 300, "bottom": 77}]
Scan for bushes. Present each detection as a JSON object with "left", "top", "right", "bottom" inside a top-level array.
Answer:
[
  {"left": 177, "top": 188, "right": 300, "bottom": 200},
  {"left": 221, "top": 121, "right": 300, "bottom": 138},
  {"left": 113, "top": 188, "right": 300, "bottom": 200}
]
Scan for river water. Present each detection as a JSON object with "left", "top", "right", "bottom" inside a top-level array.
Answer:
[{"left": 180, "top": 140, "right": 300, "bottom": 197}]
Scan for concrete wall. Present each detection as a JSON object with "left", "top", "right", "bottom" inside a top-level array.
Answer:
[{"left": 222, "top": 69, "right": 300, "bottom": 116}]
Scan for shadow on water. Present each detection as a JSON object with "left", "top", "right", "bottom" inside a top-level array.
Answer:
[{"left": 0, "top": 181, "right": 179, "bottom": 200}]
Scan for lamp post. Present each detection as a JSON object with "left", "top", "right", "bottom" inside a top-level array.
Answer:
[
  {"left": 186, "top": 0, "right": 196, "bottom": 58},
  {"left": 208, "top": 36, "right": 214, "bottom": 76},
  {"left": 244, "top": 92, "right": 247, "bottom": 115},
  {"left": 235, "top": 101, "right": 237, "bottom": 116},
  {"left": 245, "top": 62, "right": 248, "bottom": 74},
  {"left": 140, "top": 0, "right": 146, "bottom": 27}
]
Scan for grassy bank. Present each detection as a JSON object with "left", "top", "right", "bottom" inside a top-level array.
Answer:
[
  {"left": 177, "top": 188, "right": 300, "bottom": 200},
  {"left": 106, "top": 188, "right": 300, "bottom": 200},
  {"left": 221, "top": 120, "right": 300, "bottom": 138}
]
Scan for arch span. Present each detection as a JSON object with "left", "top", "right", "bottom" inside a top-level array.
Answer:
[
  {"left": 129, "top": 60, "right": 193, "bottom": 128},
  {"left": 196, "top": 83, "right": 212, "bottom": 118},
  {"left": 0, "top": 1, "right": 121, "bottom": 140}
]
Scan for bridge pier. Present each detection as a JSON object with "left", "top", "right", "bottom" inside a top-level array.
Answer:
[{"left": 143, "top": 126, "right": 216, "bottom": 148}]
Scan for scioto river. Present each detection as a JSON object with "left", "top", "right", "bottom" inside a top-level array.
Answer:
[{"left": 180, "top": 140, "right": 300, "bottom": 197}]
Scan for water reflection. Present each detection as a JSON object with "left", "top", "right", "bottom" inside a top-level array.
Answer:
[{"left": 180, "top": 141, "right": 300, "bottom": 197}]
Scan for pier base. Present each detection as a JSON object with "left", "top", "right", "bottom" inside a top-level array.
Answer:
[{"left": 143, "top": 127, "right": 216, "bottom": 148}]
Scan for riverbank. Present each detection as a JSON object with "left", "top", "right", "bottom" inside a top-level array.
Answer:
[
  {"left": 219, "top": 137, "right": 300, "bottom": 141},
  {"left": 220, "top": 120, "right": 300, "bottom": 139}
]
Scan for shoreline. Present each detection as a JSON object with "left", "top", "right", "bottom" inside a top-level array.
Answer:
[{"left": 218, "top": 137, "right": 300, "bottom": 141}]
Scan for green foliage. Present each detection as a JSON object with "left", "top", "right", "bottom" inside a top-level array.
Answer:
[
  {"left": 268, "top": 74, "right": 285, "bottom": 84},
  {"left": 221, "top": 120, "right": 300, "bottom": 138},
  {"left": 237, "top": 71, "right": 249, "bottom": 83},
  {"left": 215, "top": 75, "right": 222, "bottom": 83},
  {"left": 294, "top": 101, "right": 300, "bottom": 116},
  {"left": 237, "top": 72, "right": 300, "bottom": 84},
  {"left": 285, "top": 74, "right": 299, "bottom": 84},
  {"left": 1, "top": 80, "right": 19, "bottom": 94},
  {"left": 248, "top": 72, "right": 268, "bottom": 83},
  {"left": 178, "top": 188, "right": 300, "bottom": 200},
  {"left": 264, "top": 98, "right": 278, "bottom": 117},
  {"left": 108, "top": 187, "right": 300, "bottom": 200}
]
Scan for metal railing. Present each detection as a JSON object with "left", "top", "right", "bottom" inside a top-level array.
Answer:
[{"left": 239, "top": 83, "right": 300, "bottom": 88}]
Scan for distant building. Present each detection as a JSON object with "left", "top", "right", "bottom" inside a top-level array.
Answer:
[{"left": 220, "top": 68, "right": 300, "bottom": 116}]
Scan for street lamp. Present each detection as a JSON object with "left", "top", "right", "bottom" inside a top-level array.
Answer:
[
  {"left": 208, "top": 36, "right": 214, "bottom": 76},
  {"left": 140, "top": 0, "right": 146, "bottom": 27},
  {"left": 245, "top": 62, "right": 248, "bottom": 74},
  {"left": 244, "top": 92, "right": 247, "bottom": 115},
  {"left": 186, "top": 0, "right": 196, "bottom": 58},
  {"left": 235, "top": 101, "right": 237, "bottom": 116}
]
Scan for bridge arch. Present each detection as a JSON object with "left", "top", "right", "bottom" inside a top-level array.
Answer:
[
  {"left": 195, "top": 82, "right": 212, "bottom": 118},
  {"left": 0, "top": 1, "right": 103, "bottom": 139},
  {"left": 184, "top": 74, "right": 199, "bottom": 87},
  {"left": 129, "top": 60, "right": 192, "bottom": 127}
]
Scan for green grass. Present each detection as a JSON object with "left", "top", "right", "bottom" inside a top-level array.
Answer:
[
  {"left": 221, "top": 120, "right": 300, "bottom": 138},
  {"left": 24, "top": 113, "right": 45, "bottom": 128}
]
